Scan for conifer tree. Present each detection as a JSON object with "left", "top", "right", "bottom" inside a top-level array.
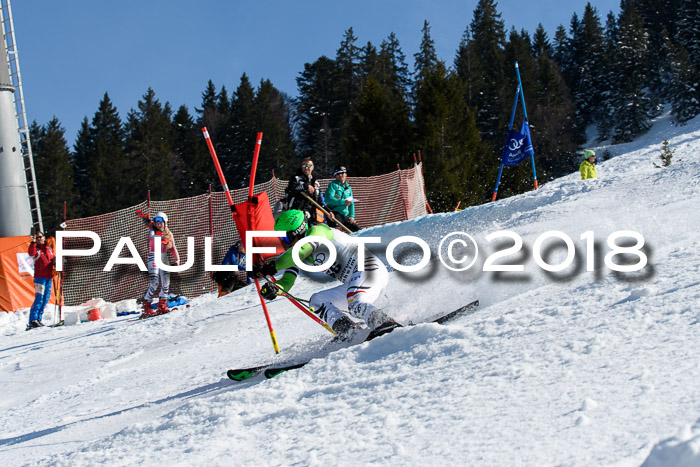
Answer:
[
  {"left": 335, "top": 28, "right": 361, "bottom": 106},
  {"left": 253, "top": 79, "right": 297, "bottom": 180},
  {"left": 414, "top": 20, "right": 439, "bottom": 84},
  {"left": 345, "top": 76, "right": 413, "bottom": 176},
  {"left": 380, "top": 33, "right": 412, "bottom": 100},
  {"left": 532, "top": 24, "right": 554, "bottom": 58},
  {"left": 72, "top": 93, "right": 125, "bottom": 216},
  {"left": 613, "top": 1, "right": 653, "bottom": 142},
  {"left": 635, "top": 0, "right": 679, "bottom": 105},
  {"left": 30, "top": 118, "right": 77, "bottom": 232},
  {"left": 229, "top": 74, "right": 257, "bottom": 188},
  {"left": 124, "top": 88, "right": 181, "bottom": 202},
  {"left": 530, "top": 53, "right": 578, "bottom": 180},
  {"left": 71, "top": 117, "right": 91, "bottom": 215},
  {"left": 360, "top": 41, "right": 382, "bottom": 85},
  {"left": 454, "top": 26, "right": 475, "bottom": 105},
  {"left": 561, "top": 13, "right": 583, "bottom": 100},
  {"left": 173, "top": 105, "right": 212, "bottom": 196},
  {"left": 458, "top": 0, "right": 506, "bottom": 143},
  {"left": 675, "top": 0, "right": 700, "bottom": 70},
  {"left": 669, "top": 0, "right": 700, "bottom": 122},
  {"left": 596, "top": 11, "right": 620, "bottom": 140},
  {"left": 200, "top": 80, "right": 217, "bottom": 110},
  {"left": 343, "top": 33, "right": 414, "bottom": 176},
  {"left": 414, "top": 61, "right": 489, "bottom": 210},
  {"left": 504, "top": 27, "right": 537, "bottom": 113},
  {"left": 553, "top": 25, "right": 569, "bottom": 68},
  {"left": 295, "top": 56, "right": 343, "bottom": 172},
  {"left": 669, "top": 43, "right": 700, "bottom": 122},
  {"left": 573, "top": 4, "right": 606, "bottom": 129},
  {"left": 197, "top": 80, "right": 231, "bottom": 173}
]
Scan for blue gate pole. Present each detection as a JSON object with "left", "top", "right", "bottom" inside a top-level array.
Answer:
[
  {"left": 515, "top": 61, "right": 538, "bottom": 189},
  {"left": 492, "top": 84, "right": 521, "bottom": 202}
]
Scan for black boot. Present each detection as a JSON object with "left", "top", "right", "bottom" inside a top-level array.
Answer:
[
  {"left": 332, "top": 316, "right": 360, "bottom": 341},
  {"left": 366, "top": 309, "right": 402, "bottom": 341}
]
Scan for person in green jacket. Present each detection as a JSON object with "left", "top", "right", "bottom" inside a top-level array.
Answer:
[
  {"left": 580, "top": 149, "right": 597, "bottom": 179},
  {"left": 324, "top": 165, "right": 361, "bottom": 232},
  {"left": 247, "top": 209, "right": 397, "bottom": 339}
]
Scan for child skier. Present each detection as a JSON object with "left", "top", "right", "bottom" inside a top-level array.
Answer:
[
  {"left": 136, "top": 210, "right": 180, "bottom": 317},
  {"left": 248, "top": 209, "right": 397, "bottom": 339}
]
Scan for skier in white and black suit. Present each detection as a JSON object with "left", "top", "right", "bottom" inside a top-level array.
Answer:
[{"left": 248, "top": 209, "right": 398, "bottom": 339}]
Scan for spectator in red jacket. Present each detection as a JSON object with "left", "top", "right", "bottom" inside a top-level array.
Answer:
[{"left": 27, "top": 231, "right": 55, "bottom": 329}]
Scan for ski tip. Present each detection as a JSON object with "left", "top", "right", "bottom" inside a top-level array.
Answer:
[
  {"left": 227, "top": 369, "right": 253, "bottom": 381},
  {"left": 264, "top": 368, "right": 287, "bottom": 379},
  {"left": 227, "top": 367, "right": 265, "bottom": 381}
]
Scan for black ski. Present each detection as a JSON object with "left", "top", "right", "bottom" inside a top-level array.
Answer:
[{"left": 227, "top": 299, "right": 479, "bottom": 382}]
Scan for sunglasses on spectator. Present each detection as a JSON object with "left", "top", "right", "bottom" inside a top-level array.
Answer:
[
  {"left": 154, "top": 217, "right": 165, "bottom": 223},
  {"left": 36, "top": 234, "right": 44, "bottom": 239},
  {"left": 301, "top": 164, "right": 313, "bottom": 168}
]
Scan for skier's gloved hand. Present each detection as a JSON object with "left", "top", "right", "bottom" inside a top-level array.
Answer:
[
  {"left": 247, "top": 262, "right": 277, "bottom": 279},
  {"left": 260, "top": 283, "right": 278, "bottom": 301}
]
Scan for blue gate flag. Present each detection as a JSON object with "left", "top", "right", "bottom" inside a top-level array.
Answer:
[{"left": 502, "top": 122, "right": 534, "bottom": 166}]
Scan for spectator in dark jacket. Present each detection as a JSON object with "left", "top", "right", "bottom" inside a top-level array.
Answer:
[
  {"left": 285, "top": 158, "right": 335, "bottom": 226},
  {"left": 27, "top": 231, "right": 55, "bottom": 329}
]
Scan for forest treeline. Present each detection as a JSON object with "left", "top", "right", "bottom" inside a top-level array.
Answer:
[{"left": 31, "top": 0, "right": 700, "bottom": 232}]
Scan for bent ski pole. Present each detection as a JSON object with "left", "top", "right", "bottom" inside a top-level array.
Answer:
[{"left": 299, "top": 192, "right": 353, "bottom": 234}]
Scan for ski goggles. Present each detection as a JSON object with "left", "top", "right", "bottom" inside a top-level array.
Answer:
[{"left": 154, "top": 216, "right": 165, "bottom": 223}]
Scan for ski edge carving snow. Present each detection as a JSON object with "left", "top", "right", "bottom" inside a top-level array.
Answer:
[{"left": 227, "top": 299, "right": 479, "bottom": 382}]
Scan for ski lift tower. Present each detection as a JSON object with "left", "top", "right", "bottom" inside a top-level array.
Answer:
[{"left": 0, "top": 0, "right": 42, "bottom": 237}]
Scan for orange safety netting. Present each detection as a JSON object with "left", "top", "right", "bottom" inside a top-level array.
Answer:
[{"left": 61, "top": 165, "right": 427, "bottom": 305}]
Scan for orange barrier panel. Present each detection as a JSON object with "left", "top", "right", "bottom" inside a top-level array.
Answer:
[{"left": 0, "top": 236, "right": 58, "bottom": 312}]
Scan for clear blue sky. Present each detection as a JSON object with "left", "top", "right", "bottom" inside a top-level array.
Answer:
[{"left": 11, "top": 0, "right": 620, "bottom": 146}]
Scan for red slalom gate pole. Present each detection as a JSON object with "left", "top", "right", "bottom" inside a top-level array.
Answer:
[
  {"left": 202, "top": 128, "right": 235, "bottom": 206},
  {"left": 202, "top": 127, "right": 280, "bottom": 354},
  {"left": 248, "top": 132, "right": 263, "bottom": 198}
]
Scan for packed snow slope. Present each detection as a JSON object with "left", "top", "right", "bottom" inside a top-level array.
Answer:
[{"left": 2, "top": 110, "right": 700, "bottom": 466}]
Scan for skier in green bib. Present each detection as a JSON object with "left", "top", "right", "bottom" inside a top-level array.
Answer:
[{"left": 248, "top": 209, "right": 397, "bottom": 339}]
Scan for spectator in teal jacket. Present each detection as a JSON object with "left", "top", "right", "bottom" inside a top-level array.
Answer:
[{"left": 324, "top": 166, "right": 361, "bottom": 232}]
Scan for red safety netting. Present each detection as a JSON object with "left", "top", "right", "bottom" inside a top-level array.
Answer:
[{"left": 61, "top": 164, "right": 427, "bottom": 305}]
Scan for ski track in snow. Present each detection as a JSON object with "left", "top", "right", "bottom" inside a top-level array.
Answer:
[{"left": 1, "top": 110, "right": 700, "bottom": 466}]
